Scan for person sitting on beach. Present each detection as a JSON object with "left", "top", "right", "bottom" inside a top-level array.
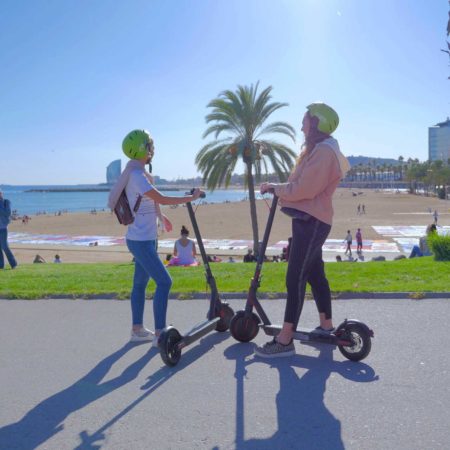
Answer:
[
  {"left": 33, "top": 254, "right": 46, "bottom": 264},
  {"left": 409, "top": 224, "right": 436, "bottom": 258},
  {"left": 243, "top": 249, "right": 256, "bottom": 263},
  {"left": 171, "top": 225, "right": 197, "bottom": 266},
  {"left": 54, "top": 254, "right": 62, "bottom": 263}
]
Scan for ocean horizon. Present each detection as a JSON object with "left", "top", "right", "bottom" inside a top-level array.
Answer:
[{"left": 0, "top": 185, "right": 252, "bottom": 216}]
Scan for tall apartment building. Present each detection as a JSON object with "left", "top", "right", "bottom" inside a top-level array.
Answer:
[
  {"left": 106, "top": 159, "right": 121, "bottom": 184},
  {"left": 429, "top": 118, "right": 450, "bottom": 162}
]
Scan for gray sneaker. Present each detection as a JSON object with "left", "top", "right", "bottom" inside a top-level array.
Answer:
[{"left": 254, "top": 338, "right": 295, "bottom": 358}]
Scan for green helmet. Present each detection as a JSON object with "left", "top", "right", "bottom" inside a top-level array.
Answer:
[
  {"left": 306, "top": 103, "right": 339, "bottom": 134},
  {"left": 122, "top": 129, "right": 153, "bottom": 160}
]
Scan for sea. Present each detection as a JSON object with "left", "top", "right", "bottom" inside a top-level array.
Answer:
[{"left": 0, "top": 185, "right": 254, "bottom": 216}]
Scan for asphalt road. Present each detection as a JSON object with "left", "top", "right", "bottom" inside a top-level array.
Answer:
[{"left": 0, "top": 298, "right": 449, "bottom": 450}]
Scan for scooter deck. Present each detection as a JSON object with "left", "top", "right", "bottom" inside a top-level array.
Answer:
[
  {"left": 263, "top": 324, "right": 339, "bottom": 345},
  {"left": 181, "top": 317, "right": 221, "bottom": 347}
]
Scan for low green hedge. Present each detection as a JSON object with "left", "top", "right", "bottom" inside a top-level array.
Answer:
[{"left": 429, "top": 233, "right": 450, "bottom": 261}]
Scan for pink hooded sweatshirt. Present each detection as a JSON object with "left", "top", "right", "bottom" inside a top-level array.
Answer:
[{"left": 274, "top": 137, "right": 349, "bottom": 226}]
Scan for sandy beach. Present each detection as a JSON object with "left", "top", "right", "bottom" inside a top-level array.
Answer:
[{"left": 7, "top": 188, "right": 450, "bottom": 263}]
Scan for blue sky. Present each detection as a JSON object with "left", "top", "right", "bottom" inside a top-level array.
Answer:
[{"left": 0, "top": 0, "right": 448, "bottom": 185}]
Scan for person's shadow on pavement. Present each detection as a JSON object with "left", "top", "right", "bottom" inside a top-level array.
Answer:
[
  {"left": 0, "top": 342, "right": 156, "bottom": 450},
  {"left": 223, "top": 342, "right": 378, "bottom": 450},
  {"left": 75, "top": 331, "right": 231, "bottom": 449}
]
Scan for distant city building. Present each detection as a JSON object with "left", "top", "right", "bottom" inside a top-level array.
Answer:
[
  {"left": 429, "top": 118, "right": 450, "bottom": 162},
  {"left": 106, "top": 160, "right": 121, "bottom": 184}
]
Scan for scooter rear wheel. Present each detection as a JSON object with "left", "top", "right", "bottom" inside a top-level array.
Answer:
[
  {"left": 337, "top": 322, "right": 372, "bottom": 361},
  {"left": 230, "top": 311, "right": 260, "bottom": 342},
  {"left": 160, "top": 327, "right": 183, "bottom": 367},
  {"left": 215, "top": 303, "right": 235, "bottom": 332}
]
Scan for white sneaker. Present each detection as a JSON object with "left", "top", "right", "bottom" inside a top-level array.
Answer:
[
  {"left": 130, "top": 327, "right": 154, "bottom": 342},
  {"left": 152, "top": 334, "right": 161, "bottom": 348}
]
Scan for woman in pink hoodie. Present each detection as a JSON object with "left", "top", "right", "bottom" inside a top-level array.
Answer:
[{"left": 256, "top": 103, "right": 350, "bottom": 358}]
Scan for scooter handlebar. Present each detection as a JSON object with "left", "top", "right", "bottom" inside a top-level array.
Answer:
[{"left": 186, "top": 188, "right": 206, "bottom": 199}]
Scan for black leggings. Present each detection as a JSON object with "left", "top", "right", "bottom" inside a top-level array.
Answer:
[{"left": 284, "top": 216, "right": 332, "bottom": 327}]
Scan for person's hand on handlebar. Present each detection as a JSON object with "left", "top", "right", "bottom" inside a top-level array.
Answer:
[
  {"left": 260, "top": 182, "right": 276, "bottom": 195},
  {"left": 191, "top": 188, "right": 205, "bottom": 200}
]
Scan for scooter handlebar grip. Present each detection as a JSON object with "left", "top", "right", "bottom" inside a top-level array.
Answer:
[{"left": 186, "top": 188, "right": 206, "bottom": 198}]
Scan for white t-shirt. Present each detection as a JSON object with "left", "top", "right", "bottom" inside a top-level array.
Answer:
[{"left": 125, "top": 170, "right": 157, "bottom": 241}]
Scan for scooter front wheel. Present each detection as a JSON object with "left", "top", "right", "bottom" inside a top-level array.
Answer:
[
  {"left": 159, "top": 327, "right": 183, "bottom": 367},
  {"left": 215, "top": 303, "right": 235, "bottom": 332},
  {"left": 336, "top": 322, "right": 372, "bottom": 361},
  {"left": 230, "top": 311, "right": 260, "bottom": 342}
]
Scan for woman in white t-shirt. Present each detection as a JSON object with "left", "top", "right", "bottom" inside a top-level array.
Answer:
[
  {"left": 109, "top": 130, "right": 203, "bottom": 346},
  {"left": 172, "top": 225, "right": 197, "bottom": 265}
]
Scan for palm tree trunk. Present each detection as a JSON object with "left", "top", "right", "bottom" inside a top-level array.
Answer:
[{"left": 246, "top": 162, "right": 260, "bottom": 255}]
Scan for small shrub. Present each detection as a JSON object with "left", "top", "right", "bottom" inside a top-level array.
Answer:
[
  {"left": 428, "top": 233, "right": 450, "bottom": 261},
  {"left": 437, "top": 188, "right": 446, "bottom": 200}
]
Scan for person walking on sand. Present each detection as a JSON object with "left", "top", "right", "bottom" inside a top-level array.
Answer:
[
  {"left": 257, "top": 102, "right": 350, "bottom": 358},
  {"left": 344, "top": 230, "right": 352, "bottom": 257},
  {"left": 356, "top": 228, "right": 363, "bottom": 253},
  {"left": 108, "top": 129, "right": 203, "bottom": 346},
  {"left": 0, "top": 190, "right": 17, "bottom": 270},
  {"left": 433, "top": 210, "right": 438, "bottom": 225}
]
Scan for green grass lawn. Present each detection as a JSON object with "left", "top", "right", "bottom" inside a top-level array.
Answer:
[{"left": 0, "top": 257, "right": 448, "bottom": 299}]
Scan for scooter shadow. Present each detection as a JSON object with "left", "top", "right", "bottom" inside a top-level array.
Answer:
[{"left": 222, "top": 342, "right": 378, "bottom": 450}]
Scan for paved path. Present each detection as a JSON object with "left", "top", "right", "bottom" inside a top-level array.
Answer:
[{"left": 1, "top": 298, "right": 449, "bottom": 449}]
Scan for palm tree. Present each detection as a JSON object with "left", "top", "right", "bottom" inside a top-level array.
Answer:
[{"left": 195, "top": 83, "right": 296, "bottom": 254}]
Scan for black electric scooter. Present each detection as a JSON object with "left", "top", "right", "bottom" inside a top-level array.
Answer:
[
  {"left": 229, "top": 194, "right": 374, "bottom": 361},
  {"left": 159, "top": 192, "right": 234, "bottom": 367}
]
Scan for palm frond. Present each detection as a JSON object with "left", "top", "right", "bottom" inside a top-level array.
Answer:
[
  {"left": 256, "top": 121, "right": 296, "bottom": 141},
  {"left": 258, "top": 102, "right": 289, "bottom": 127},
  {"left": 195, "top": 138, "right": 231, "bottom": 164},
  {"left": 258, "top": 140, "right": 297, "bottom": 180},
  {"left": 203, "top": 123, "right": 237, "bottom": 139}
]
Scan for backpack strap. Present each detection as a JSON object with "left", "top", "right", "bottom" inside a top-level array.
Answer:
[{"left": 133, "top": 195, "right": 143, "bottom": 213}]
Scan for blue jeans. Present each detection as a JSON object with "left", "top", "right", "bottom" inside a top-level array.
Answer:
[
  {"left": 126, "top": 239, "right": 172, "bottom": 330},
  {"left": 409, "top": 245, "right": 423, "bottom": 258},
  {"left": 0, "top": 228, "right": 17, "bottom": 269}
]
